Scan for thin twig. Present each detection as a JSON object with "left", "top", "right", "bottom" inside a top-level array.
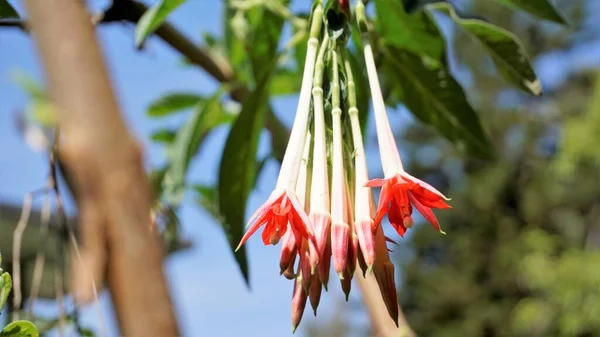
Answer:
[
  {"left": 12, "top": 193, "right": 33, "bottom": 321},
  {"left": 27, "top": 193, "right": 51, "bottom": 317}
]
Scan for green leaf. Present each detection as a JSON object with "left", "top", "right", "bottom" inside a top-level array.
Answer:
[
  {"left": 0, "top": 321, "right": 39, "bottom": 337},
  {"left": 384, "top": 45, "right": 493, "bottom": 158},
  {"left": 0, "top": 272, "right": 11, "bottom": 311},
  {"left": 217, "top": 63, "right": 278, "bottom": 287},
  {"left": 147, "top": 92, "right": 204, "bottom": 117},
  {"left": 498, "top": 0, "right": 567, "bottom": 25},
  {"left": 162, "top": 93, "right": 228, "bottom": 205},
  {"left": 269, "top": 68, "right": 301, "bottom": 96},
  {"left": 0, "top": 0, "right": 18, "bottom": 19},
  {"left": 150, "top": 129, "right": 177, "bottom": 144},
  {"left": 13, "top": 72, "right": 48, "bottom": 101},
  {"left": 194, "top": 185, "right": 221, "bottom": 220},
  {"left": 429, "top": 2, "right": 541, "bottom": 96},
  {"left": 374, "top": 0, "right": 445, "bottom": 62},
  {"left": 135, "top": 0, "right": 185, "bottom": 47},
  {"left": 224, "top": 2, "right": 250, "bottom": 82},
  {"left": 247, "top": 0, "right": 287, "bottom": 78}
]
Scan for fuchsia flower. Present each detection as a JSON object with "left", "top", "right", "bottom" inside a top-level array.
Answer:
[
  {"left": 239, "top": 0, "right": 453, "bottom": 331},
  {"left": 362, "top": 35, "right": 451, "bottom": 238},
  {"left": 236, "top": 5, "right": 324, "bottom": 253},
  {"left": 366, "top": 174, "right": 451, "bottom": 236}
]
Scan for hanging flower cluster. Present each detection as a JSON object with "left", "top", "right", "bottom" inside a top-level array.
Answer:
[{"left": 236, "top": 0, "right": 451, "bottom": 331}]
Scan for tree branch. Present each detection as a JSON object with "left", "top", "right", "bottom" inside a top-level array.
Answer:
[
  {"left": 23, "top": 0, "right": 179, "bottom": 335},
  {"left": 2, "top": 0, "right": 290, "bottom": 160},
  {"left": 355, "top": 269, "right": 416, "bottom": 337},
  {"left": 109, "top": 0, "right": 289, "bottom": 160}
]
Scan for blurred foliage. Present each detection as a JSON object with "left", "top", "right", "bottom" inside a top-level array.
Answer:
[{"left": 393, "top": 1, "right": 600, "bottom": 336}]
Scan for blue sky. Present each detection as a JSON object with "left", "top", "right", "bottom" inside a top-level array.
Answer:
[
  {"left": 2, "top": 1, "right": 600, "bottom": 337},
  {"left": 0, "top": 1, "right": 364, "bottom": 336}
]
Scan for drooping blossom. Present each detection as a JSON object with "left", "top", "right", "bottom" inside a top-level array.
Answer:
[
  {"left": 345, "top": 55, "right": 377, "bottom": 272},
  {"left": 308, "top": 32, "right": 332, "bottom": 274},
  {"left": 362, "top": 29, "right": 451, "bottom": 238},
  {"left": 329, "top": 48, "right": 350, "bottom": 279},
  {"left": 236, "top": 5, "right": 324, "bottom": 251}
]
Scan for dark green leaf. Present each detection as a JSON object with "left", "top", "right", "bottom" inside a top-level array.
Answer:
[
  {"left": 150, "top": 129, "right": 177, "bottom": 144},
  {"left": 269, "top": 68, "right": 301, "bottom": 96},
  {"left": 224, "top": 2, "right": 250, "bottom": 82},
  {"left": 384, "top": 45, "right": 493, "bottom": 158},
  {"left": 0, "top": 0, "right": 18, "bottom": 19},
  {"left": 248, "top": 0, "right": 287, "bottom": 79},
  {"left": 162, "top": 93, "right": 227, "bottom": 205},
  {"left": 498, "top": 0, "right": 567, "bottom": 25},
  {"left": 149, "top": 167, "right": 168, "bottom": 201},
  {"left": 429, "top": 2, "right": 541, "bottom": 96},
  {"left": 135, "top": 0, "right": 185, "bottom": 47},
  {"left": 147, "top": 92, "right": 204, "bottom": 117},
  {"left": 194, "top": 185, "right": 221, "bottom": 220},
  {"left": 217, "top": 62, "right": 278, "bottom": 287},
  {"left": 0, "top": 321, "right": 39, "bottom": 337},
  {"left": 77, "top": 328, "right": 95, "bottom": 337},
  {"left": 374, "top": 0, "right": 445, "bottom": 62},
  {"left": 0, "top": 272, "right": 11, "bottom": 310}
]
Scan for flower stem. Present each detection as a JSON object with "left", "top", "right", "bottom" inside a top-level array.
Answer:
[
  {"left": 344, "top": 55, "right": 370, "bottom": 221},
  {"left": 310, "top": 33, "right": 330, "bottom": 212},
  {"left": 276, "top": 3, "right": 323, "bottom": 190},
  {"left": 331, "top": 47, "right": 344, "bottom": 226}
]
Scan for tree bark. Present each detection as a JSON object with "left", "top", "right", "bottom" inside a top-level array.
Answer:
[{"left": 23, "top": 0, "right": 180, "bottom": 336}]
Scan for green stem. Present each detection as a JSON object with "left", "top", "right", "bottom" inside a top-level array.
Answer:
[{"left": 355, "top": 0, "right": 368, "bottom": 34}]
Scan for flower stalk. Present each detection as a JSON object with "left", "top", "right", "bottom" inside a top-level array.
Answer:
[
  {"left": 308, "top": 33, "right": 332, "bottom": 274},
  {"left": 330, "top": 47, "right": 350, "bottom": 279},
  {"left": 344, "top": 54, "right": 376, "bottom": 272}
]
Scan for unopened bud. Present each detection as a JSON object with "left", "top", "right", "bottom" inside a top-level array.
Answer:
[
  {"left": 318, "top": 239, "right": 331, "bottom": 290},
  {"left": 340, "top": 267, "right": 352, "bottom": 301},
  {"left": 331, "top": 222, "right": 349, "bottom": 278},
  {"left": 308, "top": 276, "right": 322, "bottom": 316},
  {"left": 291, "top": 276, "right": 308, "bottom": 333}
]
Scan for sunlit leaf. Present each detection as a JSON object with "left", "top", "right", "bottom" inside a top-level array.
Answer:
[
  {"left": 147, "top": 92, "right": 204, "bottom": 117},
  {"left": 217, "top": 63, "right": 278, "bottom": 287},
  {"left": 374, "top": 0, "right": 445, "bottom": 62},
  {"left": 162, "top": 93, "right": 226, "bottom": 205},
  {"left": 0, "top": 0, "right": 18, "bottom": 19},
  {"left": 429, "top": 2, "right": 541, "bottom": 96},
  {"left": 150, "top": 129, "right": 177, "bottom": 144},
  {"left": 0, "top": 321, "right": 39, "bottom": 337},
  {"left": 0, "top": 272, "right": 11, "bottom": 311},
  {"left": 247, "top": 0, "right": 288, "bottom": 78},
  {"left": 135, "top": 0, "right": 185, "bottom": 47},
  {"left": 498, "top": 0, "right": 567, "bottom": 25},
  {"left": 384, "top": 45, "right": 493, "bottom": 158}
]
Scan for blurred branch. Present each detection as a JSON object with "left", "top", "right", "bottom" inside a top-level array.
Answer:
[
  {"left": 110, "top": 0, "right": 289, "bottom": 160},
  {"left": 355, "top": 269, "right": 416, "bottom": 337},
  {"left": 2, "top": 0, "right": 289, "bottom": 161},
  {"left": 23, "top": 0, "right": 179, "bottom": 335}
]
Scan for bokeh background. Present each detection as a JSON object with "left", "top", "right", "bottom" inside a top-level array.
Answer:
[{"left": 1, "top": 0, "right": 600, "bottom": 336}]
